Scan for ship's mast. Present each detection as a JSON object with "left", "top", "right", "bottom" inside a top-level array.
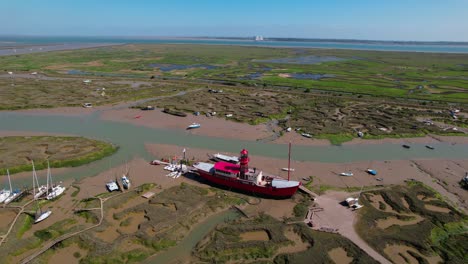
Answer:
[{"left": 288, "top": 142, "right": 291, "bottom": 181}]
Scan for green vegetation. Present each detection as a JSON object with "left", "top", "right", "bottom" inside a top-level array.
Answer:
[
  {"left": 1, "top": 44, "right": 467, "bottom": 142},
  {"left": 71, "top": 185, "right": 81, "bottom": 197},
  {"left": 195, "top": 214, "right": 290, "bottom": 262},
  {"left": 0, "top": 136, "right": 118, "bottom": 175},
  {"left": 274, "top": 224, "right": 378, "bottom": 264},
  {"left": 74, "top": 184, "right": 247, "bottom": 263},
  {"left": 356, "top": 183, "right": 467, "bottom": 263},
  {"left": 16, "top": 215, "right": 34, "bottom": 239}
]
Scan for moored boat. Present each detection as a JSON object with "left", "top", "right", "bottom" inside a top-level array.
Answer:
[
  {"left": 0, "top": 189, "right": 10, "bottom": 203},
  {"left": 425, "top": 145, "right": 435, "bottom": 150},
  {"left": 4, "top": 169, "right": 19, "bottom": 204},
  {"left": 212, "top": 153, "right": 239, "bottom": 164},
  {"left": 187, "top": 123, "right": 201, "bottom": 129},
  {"left": 45, "top": 161, "right": 66, "bottom": 200},
  {"left": 32, "top": 161, "right": 47, "bottom": 199},
  {"left": 193, "top": 148, "right": 301, "bottom": 198},
  {"left": 402, "top": 144, "right": 411, "bottom": 149},
  {"left": 106, "top": 180, "right": 119, "bottom": 192},
  {"left": 34, "top": 209, "right": 52, "bottom": 224},
  {"left": 121, "top": 163, "right": 131, "bottom": 189}
]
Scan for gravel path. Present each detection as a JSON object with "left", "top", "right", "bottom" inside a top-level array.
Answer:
[{"left": 314, "top": 192, "right": 391, "bottom": 264}]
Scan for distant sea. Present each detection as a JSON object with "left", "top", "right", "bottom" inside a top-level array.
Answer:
[{"left": 1, "top": 36, "right": 468, "bottom": 54}]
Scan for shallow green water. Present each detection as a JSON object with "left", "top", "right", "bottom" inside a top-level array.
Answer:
[{"left": 1, "top": 111, "right": 467, "bottom": 186}]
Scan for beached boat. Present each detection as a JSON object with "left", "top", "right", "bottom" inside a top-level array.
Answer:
[
  {"left": 0, "top": 189, "right": 10, "bottom": 203},
  {"left": 150, "top": 160, "right": 161, "bottom": 165},
  {"left": 193, "top": 147, "right": 301, "bottom": 198},
  {"left": 4, "top": 169, "right": 20, "bottom": 204},
  {"left": 121, "top": 163, "right": 131, "bottom": 189},
  {"left": 187, "top": 123, "right": 201, "bottom": 129},
  {"left": 45, "top": 161, "right": 66, "bottom": 200},
  {"left": 301, "top": 133, "right": 312, "bottom": 138},
  {"left": 34, "top": 209, "right": 52, "bottom": 224},
  {"left": 212, "top": 153, "right": 239, "bottom": 164},
  {"left": 0, "top": 171, "right": 12, "bottom": 203},
  {"left": 425, "top": 145, "right": 435, "bottom": 150},
  {"left": 366, "top": 169, "right": 377, "bottom": 175},
  {"left": 32, "top": 161, "right": 47, "bottom": 199},
  {"left": 106, "top": 180, "right": 119, "bottom": 192},
  {"left": 121, "top": 175, "right": 130, "bottom": 189},
  {"left": 282, "top": 168, "right": 295, "bottom": 172},
  {"left": 339, "top": 172, "right": 354, "bottom": 177}
]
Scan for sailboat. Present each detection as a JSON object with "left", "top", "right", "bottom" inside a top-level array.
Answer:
[
  {"left": 0, "top": 170, "right": 11, "bottom": 203},
  {"left": 32, "top": 161, "right": 47, "bottom": 199},
  {"left": 45, "top": 161, "right": 66, "bottom": 200},
  {"left": 34, "top": 208, "right": 52, "bottom": 224},
  {"left": 33, "top": 172, "right": 52, "bottom": 224},
  {"left": 4, "top": 169, "right": 20, "bottom": 204},
  {"left": 121, "top": 162, "right": 131, "bottom": 190}
]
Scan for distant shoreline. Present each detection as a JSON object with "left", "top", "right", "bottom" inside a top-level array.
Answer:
[{"left": 1, "top": 36, "right": 468, "bottom": 54}]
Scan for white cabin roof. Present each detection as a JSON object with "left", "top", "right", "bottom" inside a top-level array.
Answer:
[{"left": 271, "top": 179, "right": 300, "bottom": 188}]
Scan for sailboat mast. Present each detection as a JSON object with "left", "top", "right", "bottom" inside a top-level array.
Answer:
[
  {"left": 7, "top": 169, "right": 12, "bottom": 192},
  {"left": 32, "top": 161, "right": 36, "bottom": 199},
  {"left": 288, "top": 142, "right": 291, "bottom": 181},
  {"left": 46, "top": 160, "right": 50, "bottom": 195}
]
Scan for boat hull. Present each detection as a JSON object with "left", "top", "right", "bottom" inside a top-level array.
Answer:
[
  {"left": 34, "top": 210, "right": 52, "bottom": 224},
  {"left": 195, "top": 170, "right": 299, "bottom": 198}
]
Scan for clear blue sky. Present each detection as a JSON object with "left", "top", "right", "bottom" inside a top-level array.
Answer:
[{"left": 3, "top": 0, "right": 468, "bottom": 41}]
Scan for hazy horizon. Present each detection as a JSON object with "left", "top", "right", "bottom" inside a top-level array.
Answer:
[{"left": 4, "top": 0, "right": 468, "bottom": 42}]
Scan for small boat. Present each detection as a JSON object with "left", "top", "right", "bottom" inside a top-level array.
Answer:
[
  {"left": 121, "top": 176, "right": 131, "bottom": 189},
  {"left": 402, "top": 144, "right": 411, "bottom": 149},
  {"left": 0, "top": 189, "right": 11, "bottom": 203},
  {"left": 32, "top": 161, "right": 47, "bottom": 199},
  {"left": 106, "top": 180, "right": 119, "bottom": 192},
  {"left": 357, "top": 131, "right": 364, "bottom": 138},
  {"left": 4, "top": 189, "right": 20, "bottom": 204},
  {"left": 121, "top": 163, "right": 131, "bottom": 189},
  {"left": 45, "top": 161, "right": 66, "bottom": 200},
  {"left": 150, "top": 160, "right": 161, "bottom": 165},
  {"left": 34, "top": 210, "right": 52, "bottom": 224},
  {"left": 212, "top": 153, "right": 239, "bottom": 164},
  {"left": 301, "top": 133, "right": 312, "bottom": 138},
  {"left": 164, "top": 164, "right": 177, "bottom": 171},
  {"left": 166, "top": 171, "right": 178, "bottom": 178},
  {"left": 141, "top": 106, "right": 155, "bottom": 110},
  {"left": 187, "top": 123, "right": 201, "bottom": 129},
  {"left": 4, "top": 169, "right": 19, "bottom": 204},
  {"left": 282, "top": 168, "right": 295, "bottom": 172},
  {"left": 366, "top": 169, "right": 377, "bottom": 175},
  {"left": 46, "top": 185, "right": 66, "bottom": 200},
  {"left": 425, "top": 145, "right": 435, "bottom": 150},
  {"left": 339, "top": 172, "right": 354, "bottom": 177}
]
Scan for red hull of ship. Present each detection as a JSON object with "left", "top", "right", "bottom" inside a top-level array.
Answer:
[{"left": 196, "top": 170, "right": 299, "bottom": 198}]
